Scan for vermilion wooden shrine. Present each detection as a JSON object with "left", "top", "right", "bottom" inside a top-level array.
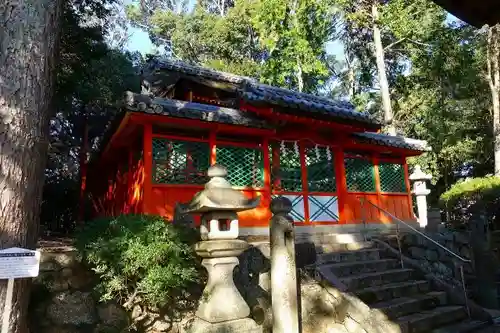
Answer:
[{"left": 85, "top": 59, "right": 430, "bottom": 235}]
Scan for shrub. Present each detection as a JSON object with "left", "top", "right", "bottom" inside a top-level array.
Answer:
[
  {"left": 440, "top": 176, "right": 500, "bottom": 229},
  {"left": 75, "top": 214, "right": 201, "bottom": 310}
]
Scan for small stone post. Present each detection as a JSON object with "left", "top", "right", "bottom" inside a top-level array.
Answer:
[
  {"left": 470, "top": 207, "right": 499, "bottom": 309},
  {"left": 182, "top": 164, "right": 262, "bottom": 333},
  {"left": 409, "top": 165, "right": 432, "bottom": 229},
  {"left": 270, "top": 197, "right": 299, "bottom": 333}
]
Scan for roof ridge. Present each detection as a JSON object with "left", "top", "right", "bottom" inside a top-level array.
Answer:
[
  {"left": 246, "top": 80, "right": 355, "bottom": 109},
  {"left": 148, "top": 58, "right": 257, "bottom": 84},
  {"left": 145, "top": 57, "right": 381, "bottom": 128}
]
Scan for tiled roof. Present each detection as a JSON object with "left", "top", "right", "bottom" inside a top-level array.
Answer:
[
  {"left": 352, "top": 132, "right": 431, "bottom": 152},
  {"left": 124, "top": 93, "right": 271, "bottom": 129},
  {"left": 144, "top": 58, "right": 250, "bottom": 84},
  {"left": 242, "top": 82, "right": 376, "bottom": 125},
  {"left": 144, "top": 59, "right": 380, "bottom": 128}
]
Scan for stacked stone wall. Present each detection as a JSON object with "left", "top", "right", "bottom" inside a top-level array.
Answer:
[
  {"left": 30, "top": 248, "right": 128, "bottom": 333},
  {"left": 397, "top": 231, "right": 474, "bottom": 287}
]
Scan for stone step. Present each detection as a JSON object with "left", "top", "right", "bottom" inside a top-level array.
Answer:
[
  {"left": 431, "top": 319, "right": 491, "bottom": 333},
  {"left": 395, "top": 306, "right": 467, "bottom": 333},
  {"left": 297, "top": 232, "right": 367, "bottom": 245},
  {"left": 340, "top": 268, "right": 414, "bottom": 290},
  {"left": 315, "top": 241, "right": 374, "bottom": 254},
  {"left": 316, "top": 248, "right": 381, "bottom": 264},
  {"left": 355, "top": 280, "right": 430, "bottom": 304},
  {"left": 371, "top": 291, "right": 448, "bottom": 319},
  {"left": 322, "top": 259, "right": 400, "bottom": 277}
]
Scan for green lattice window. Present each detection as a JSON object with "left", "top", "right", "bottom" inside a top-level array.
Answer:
[
  {"left": 152, "top": 138, "right": 210, "bottom": 184},
  {"left": 379, "top": 162, "right": 406, "bottom": 193},
  {"left": 270, "top": 141, "right": 302, "bottom": 192},
  {"left": 305, "top": 146, "right": 336, "bottom": 192},
  {"left": 216, "top": 145, "right": 264, "bottom": 187},
  {"left": 345, "top": 157, "right": 376, "bottom": 192}
]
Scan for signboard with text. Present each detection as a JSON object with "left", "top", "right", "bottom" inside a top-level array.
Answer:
[{"left": 0, "top": 248, "right": 40, "bottom": 279}]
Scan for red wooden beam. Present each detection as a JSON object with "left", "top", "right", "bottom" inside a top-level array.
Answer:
[
  {"left": 262, "top": 137, "right": 271, "bottom": 193},
  {"left": 372, "top": 155, "right": 384, "bottom": 223},
  {"left": 129, "top": 112, "right": 276, "bottom": 137},
  {"left": 101, "top": 113, "right": 132, "bottom": 159},
  {"left": 240, "top": 100, "right": 376, "bottom": 133},
  {"left": 403, "top": 159, "right": 414, "bottom": 220},
  {"left": 143, "top": 124, "right": 153, "bottom": 214},
  {"left": 334, "top": 148, "right": 348, "bottom": 224},
  {"left": 299, "top": 141, "right": 310, "bottom": 224},
  {"left": 209, "top": 130, "right": 216, "bottom": 165}
]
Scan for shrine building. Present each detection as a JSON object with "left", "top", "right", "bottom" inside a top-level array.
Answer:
[{"left": 85, "top": 59, "right": 430, "bottom": 236}]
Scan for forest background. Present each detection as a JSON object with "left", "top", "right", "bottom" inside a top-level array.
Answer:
[{"left": 41, "top": 0, "right": 500, "bottom": 233}]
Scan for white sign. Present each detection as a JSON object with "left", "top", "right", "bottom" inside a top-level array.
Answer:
[
  {"left": 0, "top": 248, "right": 40, "bottom": 279},
  {"left": 0, "top": 248, "right": 40, "bottom": 333}
]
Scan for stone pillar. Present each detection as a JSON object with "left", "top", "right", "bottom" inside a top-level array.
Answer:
[
  {"left": 426, "top": 208, "right": 442, "bottom": 233},
  {"left": 469, "top": 207, "right": 499, "bottom": 309},
  {"left": 409, "top": 165, "right": 432, "bottom": 229},
  {"left": 270, "top": 197, "right": 299, "bottom": 333},
  {"left": 183, "top": 165, "right": 262, "bottom": 333}
]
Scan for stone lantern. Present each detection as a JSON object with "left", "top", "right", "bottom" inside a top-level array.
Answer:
[
  {"left": 409, "top": 165, "right": 432, "bottom": 229},
  {"left": 183, "top": 164, "right": 262, "bottom": 333}
]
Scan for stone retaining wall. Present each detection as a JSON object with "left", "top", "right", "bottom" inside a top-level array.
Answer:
[
  {"left": 30, "top": 248, "right": 129, "bottom": 333},
  {"left": 389, "top": 231, "right": 474, "bottom": 289},
  {"left": 32, "top": 242, "right": 371, "bottom": 333}
]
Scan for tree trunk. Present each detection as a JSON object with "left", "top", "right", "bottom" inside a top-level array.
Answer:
[
  {"left": 0, "top": 1, "right": 63, "bottom": 332},
  {"left": 371, "top": 2, "right": 395, "bottom": 135},
  {"left": 296, "top": 57, "right": 304, "bottom": 93},
  {"left": 487, "top": 25, "right": 500, "bottom": 176}
]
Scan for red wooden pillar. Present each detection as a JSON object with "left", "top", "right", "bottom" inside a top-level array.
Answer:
[
  {"left": 126, "top": 150, "right": 134, "bottom": 214},
  {"left": 334, "top": 148, "right": 348, "bottom": 224},
  {"left": 262, "top": 137, "right": 272, "bottom": 216},
  {"left": 209, "top": 130, "right": 217, "bottom": 165},
  {"left": 373, "top": 155, "right": 383, "bottom": 223},
  {"left": 271, "top": 142, "right": 281, "bottom": 189},
  {"left": 143, "top": 124, "right": 153, "bottom": 214},
  {"left": 403, "top": 158, "right": 414, "bottom": 220},
  {"left": 299, "top": 142, "right": 310, "bottom": 223},
  {"left": 78, "top": 116, "right": 89, "bottom": 224}
]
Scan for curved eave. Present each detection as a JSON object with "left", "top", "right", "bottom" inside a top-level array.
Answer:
[
  {"left": 352, "top": 132, "right": 431, "bottom": 156},
  {"left": 124, "top": 94, "right": 273, "bottom": 130},
  {"left": 432, "top": 0, "right": 500, "bottom": 28},
  {"left": 241, "top": 92, "right": 380, "bottom": 130}
]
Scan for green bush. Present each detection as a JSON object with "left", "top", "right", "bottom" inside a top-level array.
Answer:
[
  {"left": 75, "top": 214, "right": 201, "bottom": 309},
  {"left": 440, "top": 176, "right": 500, "bottom": 228}
]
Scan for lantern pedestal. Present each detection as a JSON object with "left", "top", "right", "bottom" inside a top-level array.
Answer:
[
  {"left": 184, "top": 165, "right": 262, "bottom": 333},
  {"left": 194, "top": 241, "right": 250, "bottom": 323},
  {"left": 187, "top": 238, "right": 262, "bottom": 333}
]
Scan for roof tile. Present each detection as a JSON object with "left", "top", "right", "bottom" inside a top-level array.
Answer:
[{"left": 145, "top": 59, "right": 380, "bottom": 127}]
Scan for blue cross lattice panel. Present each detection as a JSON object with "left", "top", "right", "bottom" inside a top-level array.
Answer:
[
  {"left": 271, "top": 194, "right": 305, "bottom": 223},
  {"left": 308, "top": 195, "right": 339, "bottom": 222}
]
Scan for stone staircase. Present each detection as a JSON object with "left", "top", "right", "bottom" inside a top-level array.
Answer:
[{"left": 314, "top": 241, "right": 494, "bottom": 333}]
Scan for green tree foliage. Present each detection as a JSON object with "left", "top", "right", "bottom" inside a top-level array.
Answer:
[
  {"left": 75, "top": 214, "right": 200, "bottom": 311},
  {"left": 440, "top": 177, "right": 500, "bottom": 228},
  {"left": 398, "top": 23, "right": 492, "bottom": 203},
  {"left": 127, "top": 0, "right": 336, "bottom": 92},
  {"left": 42, "top": 0, "right": 141, "bottom": 234},
  {"left": 331, "top": 0, "right": 493, "bottom": 205},
  {"left": 40, "top": 0, "right": 500, "bottom": 230}
]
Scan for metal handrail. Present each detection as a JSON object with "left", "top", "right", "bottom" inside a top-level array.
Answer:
[
  {"left": 359, "top": 197, "right": 472, "bottom": 318},
  {"left": 361, "top": 198, "right": 470, "bottom": 262}
]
